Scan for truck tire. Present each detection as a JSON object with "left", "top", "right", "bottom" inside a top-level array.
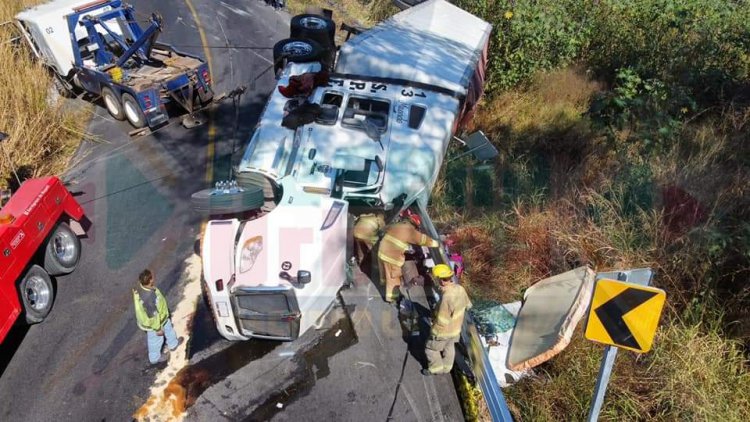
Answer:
[
  {"left": 122, "top": 93, "right": 147, "bottom": 128},
  {"left": 52, "top": 74, "right": 78, "bottom": 98},
  {"left": 20, "top": 265, "right": 55, "bottom": 324},
  {"left": 290, "top": 14, "right": 336, "bottom": 48},
  {"left": 273, "top": 38, "right": 325, "bottom": 74},
  {"left": 191, "top": 184, "right": 265, "bottom": 215},
  {"left": 44, "top": 222, "right": 82, "bottom": 276},
  {"left": 102, "top": 87, "right": 125, "bottom": 121}
]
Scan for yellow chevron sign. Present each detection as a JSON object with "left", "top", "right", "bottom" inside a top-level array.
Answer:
[{"left": 585, "top": 279, "right": 666, "bottom": 353}]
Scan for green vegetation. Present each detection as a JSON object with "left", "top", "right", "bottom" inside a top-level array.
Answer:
[
  {"left": 0, "top": 1, "right": 87, "bottom": 189},
  {"left": 433, "top": 0, "right": 750, "bottom": 420}
]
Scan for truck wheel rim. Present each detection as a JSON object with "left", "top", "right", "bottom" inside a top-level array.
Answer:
[
  {"left": 104, "top": 94, "right": 118, "bottom": 114},
  {"left": 124, "top": 101, "right": 141, "bottom": 124},
  {"left": 26, "top": 276, "right": 50, "bottom": 311},
  {"left": 283, "top": 41, "right": 312, "bottom": 57},
  {"left": 53, "top": 229, "right": 76, "bottom": 264},
  {"left": 300, "top": 16, "right": 327, "bottom": 30}
]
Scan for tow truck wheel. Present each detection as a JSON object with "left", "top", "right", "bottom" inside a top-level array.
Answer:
[
  {"left": 44, "top": 222, "right": 82, "bottom": 276},
  {"left": 20, "top": 265, "right": 55, "bottom": 324},
  {"left": 102, "top": 87, "right": 125, "bottom": 121},
  {"left": 52, "top": 75, "right": 78, "bottom": 98},
  {"left": 122, "top": 93, "right": 147, "bottom": 128}
]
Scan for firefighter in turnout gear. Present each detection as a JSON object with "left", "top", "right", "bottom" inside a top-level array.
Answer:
[
  {"left": 377, "top": 211, "right": 439, "bottom": 303},
  {"left": 352, "top": 212, "right": 385, "bottom": 264},
  {"left": 422, "top": 264, "right": 472, "bottom": 376}
]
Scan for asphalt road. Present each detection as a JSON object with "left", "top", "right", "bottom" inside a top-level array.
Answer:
[
  {"left": 0, "top": 1, "right": 466, "bottom": 420},
  {"left": 0, "top": 1, "right": 288, "bottom": 420}
]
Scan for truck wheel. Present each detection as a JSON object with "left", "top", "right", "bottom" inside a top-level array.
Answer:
[
  {"left": 122, "top": 93, "right": 147, "bottom": 128},
  {"left": 191, "top": 184, "right": 265, "bottom": 215},
  {"left": 273, "top": 38, "right": 325, "bottom": 74},
  {"left": 290, "top": 14, "right": 336, "bottom": 48},
  {"left": 102, "top": 87, "right": 125, "bottom": 121},
  {"left": 52, "top": 75, "right": 78, "bottom": 98},
  {"left": 20, "top": 266, "right": 55, "bottom": 324},
  {"left": 44, "top": 222, "right": 82, "bottom": 276}
]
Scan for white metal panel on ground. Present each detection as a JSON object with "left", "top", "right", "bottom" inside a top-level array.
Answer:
[
  {"left": 335, "top": 0, "right": 491, "bottom": 95},
  {"left": 507, "top": 267, "right": 596, "bottom": 371}
]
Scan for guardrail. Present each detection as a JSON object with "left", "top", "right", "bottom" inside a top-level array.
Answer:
[
  {"left": 419, "top": 209, "right": 513, "bottom": 421},
  {"left": 462, "top": 320, "right": 514, "bottom": 421}
]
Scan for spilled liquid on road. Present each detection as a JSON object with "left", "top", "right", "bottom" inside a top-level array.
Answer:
[{"left": 168, "top": 339, "right": 279, "bottom": 410}]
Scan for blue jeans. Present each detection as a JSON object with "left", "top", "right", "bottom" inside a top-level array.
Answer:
[{"left": 146, "top": 319, "right": 178, "bottom": 364}]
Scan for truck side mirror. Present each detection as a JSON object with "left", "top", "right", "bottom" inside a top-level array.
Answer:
[
  {"left": 448, "top": 131, "right": 499, "bottom": 163},
  {"left": 297, "top": 270, "right": 311, "bottom": 284}
]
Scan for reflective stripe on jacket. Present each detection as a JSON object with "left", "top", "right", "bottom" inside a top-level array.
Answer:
[
  {"left": 431, "top": 283, "right": 472, "bottom": 339},
  {"left": 353, "top": 213, "right": 385, "bottom": 245},
  {"left": 133, "top": 287, "right": 170, "bottom": 331},
  {"left": 377, "top": 221, "right": 439, "bottom": 267}
]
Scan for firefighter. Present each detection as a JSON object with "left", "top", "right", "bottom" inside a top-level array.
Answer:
[
  {"left": 422, "top": 264, "right": 472, "bottom": 376},
  {"left": 132, "top": 269, "right": 182, "bottom": 365},
  {"left": 352, "top": 212, "right": 385, "bottom": 264},
  {"left": 377, "top": 211, "right": 439, "bottom": 303}
]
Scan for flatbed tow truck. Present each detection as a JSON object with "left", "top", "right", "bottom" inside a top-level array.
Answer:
[{"left": 13, "top": 0, "right": 214, "bottom": 129}]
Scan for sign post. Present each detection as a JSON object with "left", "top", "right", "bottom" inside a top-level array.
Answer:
[{"left": 585, "top": 269, "right": 665, "bottom": 421}]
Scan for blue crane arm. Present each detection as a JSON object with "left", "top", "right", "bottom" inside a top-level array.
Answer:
[{"left": 116, "top": 13, "right": 162, "bottom": 68}]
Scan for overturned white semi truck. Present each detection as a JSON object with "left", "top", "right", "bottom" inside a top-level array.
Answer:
[{"left": 198, "top": 0, "right": 491, "bottom": 341}]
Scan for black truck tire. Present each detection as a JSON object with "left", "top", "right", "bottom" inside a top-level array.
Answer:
[
  {"left": 44, "top": 222, "right": 82, "bottom": 276},
  {"left": 273, "top": 38, "right": 325, "bottom": 74},
  {"left": 290, "top": 14, "right": 336, "bottom": 48},
  {"left": 122, "top": 93, "right": 147, "bottom": 128},
  {"left": 20, "top": 265, "right": 55, "bottom": 324},
  {"left": 102, "top": 87, "right": 125, "bottom": 121},
  {"left": 191, "top": 184, "right": 265, "bottom": 215},
  {"left": 52, "top": 74, "right": 78, "bottom": 98}
]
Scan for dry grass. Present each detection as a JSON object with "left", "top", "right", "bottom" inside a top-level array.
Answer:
[
  {"left": 287, "top": 0, "right": 397, "bottom": 27},
  {"left": 504, "top": 318, "right": 750, "bottom": 421},
  {"left": 0, "top": 0, "right": 87, "bottom": 189},
  {"left": 430, "top": 66, "right": 750, "bottom": 420}
]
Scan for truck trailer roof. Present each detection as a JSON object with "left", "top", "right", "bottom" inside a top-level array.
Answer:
[
  {"left": 239, "top": 0, "right": 491, "bottom": 209},
  {"left": 335, "top": 0, "right": 491, "bottom": 96}
]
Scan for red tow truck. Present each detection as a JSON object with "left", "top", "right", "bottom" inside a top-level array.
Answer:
[{"left": 0, "top": 165, "right": 86, "bottom": 343}]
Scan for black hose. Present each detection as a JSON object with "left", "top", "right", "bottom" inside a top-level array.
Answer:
[{"left": 385, "top": 285, "right": 419, "bottom": 421}]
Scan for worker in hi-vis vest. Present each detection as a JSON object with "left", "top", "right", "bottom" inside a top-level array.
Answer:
[
  {"left": 133, "top": 269, "right": 181, "bottom": 365},
  {"left": 422, "top": 264, "right": 472, "bottom": 376},
  {"left": 352, "top": 212, "right": 385, "bottom": 264},
  {"left": 377, "top": 211, "right": 439, "bottom": 303}
]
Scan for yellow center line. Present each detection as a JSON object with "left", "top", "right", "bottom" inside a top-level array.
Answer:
[
  {"left": 134, "top": 1, "right": 217, "bottom": 420},
  {"left": 183, "top": 0, "right": 217, "bottom": 186}
]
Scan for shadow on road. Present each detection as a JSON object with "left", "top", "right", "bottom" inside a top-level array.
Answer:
[{"left": 0, "top": 323, "right": 29, "bottom": 378}]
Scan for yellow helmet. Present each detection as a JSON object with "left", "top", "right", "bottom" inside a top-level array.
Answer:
[{"left": 432, "top": 264, "right": 454, "bottom": 279}]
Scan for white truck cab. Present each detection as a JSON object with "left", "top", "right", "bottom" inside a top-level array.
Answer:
[
  {"left": 202, "top": 177, "right": 347, "bottom": 341},
  {"left": 201, "top": 0, "right": 491, "bottom": 341}
]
